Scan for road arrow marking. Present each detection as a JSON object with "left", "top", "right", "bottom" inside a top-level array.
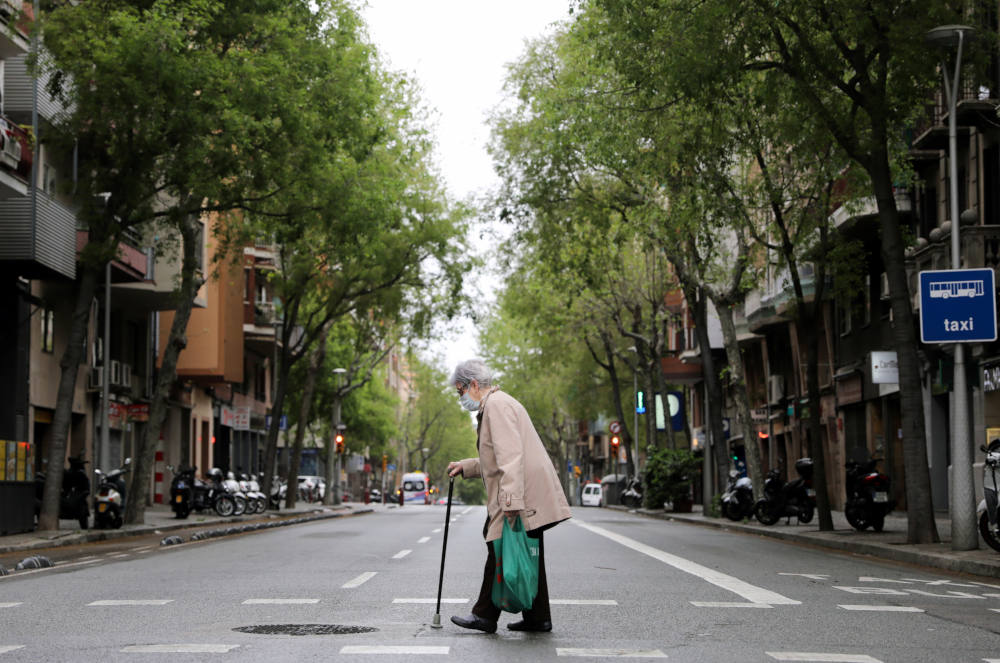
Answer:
[
  {"left": 343, "top": 572, "right": 377, "bottom": 588},
  {"left": 572, "top": 520, "right": 800, "bottom": 605},
  {"left": 556, "top": 648, "right": 667, "bottom": 658}
]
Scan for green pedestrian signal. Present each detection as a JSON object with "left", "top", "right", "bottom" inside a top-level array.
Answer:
[{"left": 636, "top": 390, "right": 646, "bottom": 414}]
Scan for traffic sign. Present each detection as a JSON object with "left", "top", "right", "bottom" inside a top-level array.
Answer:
[
  {"left": 609, "top": 421, "right": 621, "bottom": 434},
  {"left": 919, "top": 269, "right": 997, "bottom": 343}
]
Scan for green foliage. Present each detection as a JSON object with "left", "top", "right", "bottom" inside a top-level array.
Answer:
[
  {"left": 643, "top": 448, "right": 700, "bottom": 510},
  {"left": 454, "top": 479, "right": 486, "bottom": 506}
]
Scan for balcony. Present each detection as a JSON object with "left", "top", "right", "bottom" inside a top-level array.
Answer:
[
  {"left": 243, "top": 301, "right": 279, "bottom": 353},
  {"left": 0, "top": 192, "right": 76, "bottom": 279},
  {"left": 0, "top": 116, "right": 31, "bottom": 198},
  {"left": 0, "top": 1, "right": 31, "bottom": 58},
  {"left": 3, "top": 53, "right": 72, "bottom": 126},
  {"left": 911, "top": 81, "right": 999, "bottom": 151},
  {"left": 831, "top": 191, "right": 913, "bottom": 230},
  {"left": 905, "top": 223, "right": 1000, "bottom": 311}
]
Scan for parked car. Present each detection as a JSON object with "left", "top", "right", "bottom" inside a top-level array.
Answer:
[{"left": 581, "top": 483, "right": 602, "bottom": 507}]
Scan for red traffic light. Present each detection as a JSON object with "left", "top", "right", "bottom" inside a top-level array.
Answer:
[
  {"left": 335, "top": 433, "right": 345, "bottom": 453},
  {"left": 610, "top": 435, "right": 620, "bottom": 449}
]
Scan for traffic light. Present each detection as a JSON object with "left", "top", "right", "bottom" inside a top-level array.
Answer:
[
  {"left": 382, "top": 454, "right": 388, "bottom": 473},
  {"left": 610, "top": 434, "right": 620, "bottom": 453},
  {"left": 636, "top": 391, "right": 646, "bottom": 414},
  {"left": 335, "top": 433, "right": 345, "bottom": 454}
]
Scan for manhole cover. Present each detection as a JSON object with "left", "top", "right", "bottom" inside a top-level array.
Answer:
[{"left": 233, "top": 624, "right": 378, "bottom": 636}]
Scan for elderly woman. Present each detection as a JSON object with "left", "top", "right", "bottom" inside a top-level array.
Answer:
[{"left": 446, "top": 359, "right": 571, "bottom": 634}]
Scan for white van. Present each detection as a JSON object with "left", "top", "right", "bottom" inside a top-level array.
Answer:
[
  {"left": 581, "top": 483, "right": 602, "bottom": 507},
  {"left": 400, "top": 472, "right": 431, "bottom": 505}
]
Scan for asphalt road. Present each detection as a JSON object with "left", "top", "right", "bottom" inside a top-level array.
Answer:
[{"left": 1, "top": 503, "right": 999, "bottom": 662}]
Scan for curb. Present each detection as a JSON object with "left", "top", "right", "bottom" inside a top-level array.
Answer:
[
  {"left": 608, "top": 505, "right": 1000, "bottom": 579},
  {"left": 0, "top": 505, "right": 372, "bottom": 555}
]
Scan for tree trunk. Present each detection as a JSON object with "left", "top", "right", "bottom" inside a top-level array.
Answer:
[
  {"left": 261, "top": 324, "right": 294, "bottom": 499},
  {"left": 323, "top": 393, "right": 342, "bottom": 506},
  {"left": 714, "top": 297, "right": 763, "bottom": 501},
  {"left": 869, "top": 149, "right": 939, "bottom": 544},
  {"left": 801, "top": 310, "right": 834, "bottom": 531},
  {"left": 284, "top": 322, "right": 329, "bottom": 509},
  {"left": 687, "top": 284, "right": 730, "bottom": 494},
  {"left": 125, "top": 213, "right": 204, "bottom": 524},
  {"left": 38, "top": 262, "right": 101, "bottom": 530}
]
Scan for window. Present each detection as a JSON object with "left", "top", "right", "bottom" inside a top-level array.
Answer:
[
  {"left": 862, "top": 275, "right": 872, "bottom": 327},
  {"left": 41, "top": 307, "right": 54, "bottom": 353},
  {"left": 838, "top": 297, "right": 852, "bottom": 337},
  {"left": 42, "top": 164, "right": 57, "bottom": 196}
]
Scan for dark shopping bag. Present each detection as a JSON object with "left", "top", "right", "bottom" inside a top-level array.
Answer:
[{"left": 491, "top": 516, "right": 539, "bottom": 613}]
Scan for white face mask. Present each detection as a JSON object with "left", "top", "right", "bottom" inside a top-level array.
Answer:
[{"left": 459, "top": 392, "right": 480, "bottom": 412}]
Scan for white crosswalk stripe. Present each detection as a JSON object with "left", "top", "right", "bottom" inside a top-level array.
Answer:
[
  {"left": 88, "top": 600, "right": 174, "bottom": 606},
  {"left": 766, "top": 654, "right": 882, "bottom": 663},
  {"left": 838, "top": 605, "right": 923, "bottom": 612},
  {"left": 122, "top": 644, "right": 239, "bottom": 653},
  {"left": 556, "top": 648, "right": 667, "bottom": 658},
  {"left": 690, "top": 601, "right": 773, "bottom": 608},
  {"left": 242, "top": 598, "right": 319, "bottom": 605}
]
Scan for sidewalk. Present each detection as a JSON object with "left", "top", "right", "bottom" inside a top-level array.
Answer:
[
  {"left": 0, "top": 502, "right": 373, "bottom": 555},
  {"left": 610, "top": 504, "right": 1000, "bottom": 579}
]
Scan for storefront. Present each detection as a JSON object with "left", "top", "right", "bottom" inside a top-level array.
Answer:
[{"left": 983, "top": 356, "right": 1000, "bottom": 445}]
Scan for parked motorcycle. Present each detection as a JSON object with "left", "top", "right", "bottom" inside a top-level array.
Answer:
[
  {"left": 94, "top": 458, "right": 131, "bottom": 529},
  {"left": 240, "top": 473, "right": 266, "bottom": 514},
  {"left": 721, "top": 469, "right": 754, "bottom": 521},
  {"left": 34, "top": 456, "right": 90, "bottom": 529},
  {"left": 224, "top": 471, "right": 248, "bottom": 516},
  {"left": 978, "top": 439, "right": 1000, "bottom": 552},
  {"left": 168, "top": 466, "right": 236, "bottom": 518},
  {"left": 620, "top": 476, "right": 643, "bottom": 508},
  {"left": 844, "top": 454, "right": 894, "bottom": 532},
  {"left": 269, "top": 475, "right": 286, "bottom": 510},
  {"left": 754, "top": 457, "right": 815, "bottom": 525}
]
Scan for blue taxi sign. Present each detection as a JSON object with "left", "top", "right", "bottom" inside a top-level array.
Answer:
[{"left": 918, "top": 268, "right": 997, "bottom": 343}]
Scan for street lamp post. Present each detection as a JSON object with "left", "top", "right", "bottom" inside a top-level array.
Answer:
[
  {"left": 331, "top": 367, "right": 346, "bottom": 506},
  {"left": 628, "top": 346, "right": 639, "bottom": 479},
  {"left": 927, "top": 25, "right": 978, "bottom": 550}
]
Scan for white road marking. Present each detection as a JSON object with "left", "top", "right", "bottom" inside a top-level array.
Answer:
[
  {"left": 111, "top": 554, "right": 130, "bottom": 559},
  {"left": 132, "top": 546, "right": 153, "bottom": 553},
  {"left": 137, "top": 549, "right": 154, "bottom": 554},
  {"left": 0, "top": 647, "right": 24, "bottom": 655},
  {"left": 990, "top": 608, "right": 1000, "bottom": 613},
  {"left": 766, "top": 654, "right": 882, "bottom": 662},
  {"left": 983, "top": 659, "right": 1000, "bottom": 663},
  {"left": 122, "top": 644, "right": 239, "bottom": 653},
  {"left": 550, "top": 599, "right": 618, "bottom": 605},
  {"left": 461, "top": 507, "right": 473, "bottom": 515},
  {"left": 838, "top": 605, "right": 924, "bottom": 612},
  {"left": 779, "top": 573, "right": 830, "bottom": 580},
  {"left": 432, "top": 528, "right": 442, "bottom": 533},
  {"left": 340, "top": 646, "right": 449, "bottom": 655},
  {"left": 690, "top": 601, "right": 773, "bottom": 608},
  {"left": 342, "top": 572, "right": 377, "bottom": 588},
  {"left": 556, "top": 648, "right": 667, "bottom": 658},
  {"left": 834, "top": 587, "right": 908, "bottom": 595},
  {"left": 392, "top": 549, "right": 412, "bottom": 559},
  {"left": 89, "top": 600, "right": 174, "bottom": 606},
  {"left": 572, "top": 520, "right": 800, "bottom": 605},
  {"left": 77, "top": 555, "right": 98, "bottom": 561},
  {"left": 450, "top": 518, "right": 457, "bottom": 522},
  {"left": 418, "top": 536, "right": 430, "bottom": 543},
  {"left": 242, "top": 599, "right": 319, "bottom": 605},
  {"left": 392, "top": 598, "right": 468, "bottom": 604},
  {"left": 0, "top": 603, "right": 22, "bottom": 608}
]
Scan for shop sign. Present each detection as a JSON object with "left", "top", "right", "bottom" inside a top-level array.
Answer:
[
  {"left": 127, "top": 404, "right": 149, "bottom": 422},
  {"left": 984, "top": 358, "right": 1000, "bottom": 394},
  {"left": 871, "top": 351, "right": 899, "bottom": 384},
  {"left": 0, "top": 440, "right": 32, "bottom": 481},
  {"left": 221, "top": 405, "right": 251, "bottom": 431},
  {"left": 837, "top": 374, "right": 863, "bottom": 405}
]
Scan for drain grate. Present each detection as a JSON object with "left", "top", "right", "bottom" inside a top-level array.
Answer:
[{"left": 233, "top": 624, "right": 378, "bottom": 636}]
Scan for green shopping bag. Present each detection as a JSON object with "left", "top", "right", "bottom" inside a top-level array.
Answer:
[{"left": 491, "top": 516, "right": 540, "bottom": 613}]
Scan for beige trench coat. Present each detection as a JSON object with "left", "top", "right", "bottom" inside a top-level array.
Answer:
[{"left": 458, "top": 388, "right": 571, "bottom": 542}]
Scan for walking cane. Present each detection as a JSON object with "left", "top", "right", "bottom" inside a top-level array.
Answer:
[{"left": 430, "top": 476, "right": 455, "bottom": 628}]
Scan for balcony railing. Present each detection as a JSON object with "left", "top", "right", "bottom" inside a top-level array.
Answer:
[
  {"left": 906, "top": 224, "right": 1000, "bottom": 310},
  {"left": 0, "top": 193, "right": 76, "bottom": 278}
]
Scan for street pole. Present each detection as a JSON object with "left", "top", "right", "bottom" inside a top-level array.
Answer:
[
  {"left": 331, "top": 367, "right": 346, "bottom": 506},
  {"left": 929, "top": 25, "right": 977, "bottom": 550},
  {"left": 633, "top": 369, "right": 639, "bottom": 478}
]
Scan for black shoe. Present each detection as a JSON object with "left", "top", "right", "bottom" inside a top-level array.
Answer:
[
  {"left": 507, "top": 619, "right": 552, "bottom": 632},
  {"left": 450, "top": 614, "right": 497, "bottom": 634}
]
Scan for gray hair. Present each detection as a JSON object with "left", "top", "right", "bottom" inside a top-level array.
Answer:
[{"left": 450, "top": 359, "right": 493, "bottom": 388}]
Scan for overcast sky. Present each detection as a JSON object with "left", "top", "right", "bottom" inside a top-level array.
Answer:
[{"left": 360, "top": 1, "right": 570, "bottom": 374}]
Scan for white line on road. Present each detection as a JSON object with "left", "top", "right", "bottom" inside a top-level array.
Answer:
[
  {"left": 991, "top": 608, "right": 1000, "bottom": 613},
  {"left": 342, "top": 572, "right": 377, "bottom": 588},
  {"left": 766, "top": 654, "right": 882, "bottom": 662},
  {"left": 983, "top": 659, "right": 1000, "bottom": 662},
  {"left": 392, "top": 549, "right": 412, "bottom": 559},
  {"left": 572, "top": 520, "right": 800, "bottom": 605},
  {"left": 111, "top": 554, "right": 130, "bottom": 559},
  {"left": 132, "top": 546, "right": 153, "bottom": 552},
  {"left": 0, "top": 603, "right": 22, "bottom": 608},
  {"left": 432, "top": 528, "right": 442, "bottom": 533},
  {"left": 461, "top": 507, "right": 473, "bottom": 515},
  {"left": 137, "top": 549, "right": 153, "bottom": 554},
  {"left": 0, "top": 647, "right": 24, "bottom": 655},
  {"left": 556, "top": 648, "right": 667, "bottom": 658},
  {"left": 77, "top": 555, "right": 98, "bottom": 560},
  {"left": 121, "top": 644, "right": 239, "bottom": 653},
  {"left": 340, "top": 646, "right": 449, "bottom": 655},
  {"left": 89, "top": 600, "right": 174, "bottom": 606},
  {"left": 690, "top": 601, "right": 773, "bottom": 608},
  {"left": 550, "top": 599, "right": 618, "bottom": 605},
  {"left": 838, "top": 605, "right": 924, "bottom": 612},
  {"left": 242, "top": 599, "right": 319, "bottom": 605},
  {"left": 418, "top": 536, "right": 430, "bottom": 543},
  {"left": 392, "top": 598, "right": 468, "bottom": 604}
]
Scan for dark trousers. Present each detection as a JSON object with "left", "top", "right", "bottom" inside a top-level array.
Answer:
[{"left": 472, "top": 526, "right": 550, "bottom": 623}]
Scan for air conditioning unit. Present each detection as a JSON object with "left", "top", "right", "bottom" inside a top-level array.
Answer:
[
  {"left": 87, "top": 367, "right": 104, "bottom": 391},
  {"left": 880, "top": 272, "right": 891, "bottom": 300},
  {"left": 110, "top": 360, "right": 121, "bottom": 386},
  {"left": 121, "top": 363, "right": 132, "bottom": 388},
  {"left": 768, "top": 375, "right": 785, "bottom": 404}
]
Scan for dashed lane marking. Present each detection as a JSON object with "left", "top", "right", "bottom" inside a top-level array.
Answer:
[
  {"left": 340, "top": 646, "right": 449, "bottom": 655},
  {"left": 550, "top": 599, "right": 618, "bottom": 605},
  {"left": 690, "top": 601, "right": 773, "bottom": 608},
  {"left": 418, "top": 536, "right": 430, "bottom": 543},
  {"left": 0, "top": 647, "right": 24, "bottom": 655},
  {"left": 0, "top": 603, "right": 22, "bottom": 608},
  {"left": 572, "top": 520, "right": 800, "bottom": 606},
  {"left": 556, "top": 648, "right": 667, "bottom": 658},
  {"left": 432, "top": 528, "right": 442, "bottom": 533},
  {"left": 460, "top": 507, "right": 473, "bottom": 515},
  {"left": 89, "top": 600, "right": 174, "bottom": 606},
  {"left": 342, "top": 572, "right": 377, "bottom": 588},
  {"left": 392, "top": 549, "right": 412, "bottom": 559},
  {"left": 242, "top": 599, "right": 319, "bottom": 605},
  {"left": 991, "top": 608, "right": 1000, "bottom": 613},
  {"left": 121, "top": 644, "right": 239, "bottom": 653},
  {"left": 838, "top": 605, "right": 923, "bottom": 612},
  {"left": 766, "top": 654, "right": 882, "bottom": 662},
  {"left": 392, "top": 598, "right": 468, "bottom": 604}
]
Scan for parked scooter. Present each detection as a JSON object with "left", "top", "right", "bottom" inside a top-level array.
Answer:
[
  {"left": 754, "top": 458, "right": 815, "bottom": 525},
  {"left": 844, "top": 454, "right": 894, "bottom": 532},
  {"left": 224, "top": 471, "right": 248, "bottom": 516},
  {"left": 94, "top": 458, "right": 131, "bottom": 529},
  {"left": 269, "top": 475, "right": 286, "bottom": 510},
  {"left": 240, "top": 473, "right": 266, "bottom": 514},
  {"left": 620, "top": 476, "right": 643, "bottom": 508},
  {"left": 978, "top": 439, "right": 1000, "bottom": 552},
  {"left": 34, "top": 456, "right": 91, "bottom": 529},
  {"left": 721, "top": 469, "right": 754, "bottom": 521},
  {"left": 168, "top": 466, "right": 236, "bottom": 518}
]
